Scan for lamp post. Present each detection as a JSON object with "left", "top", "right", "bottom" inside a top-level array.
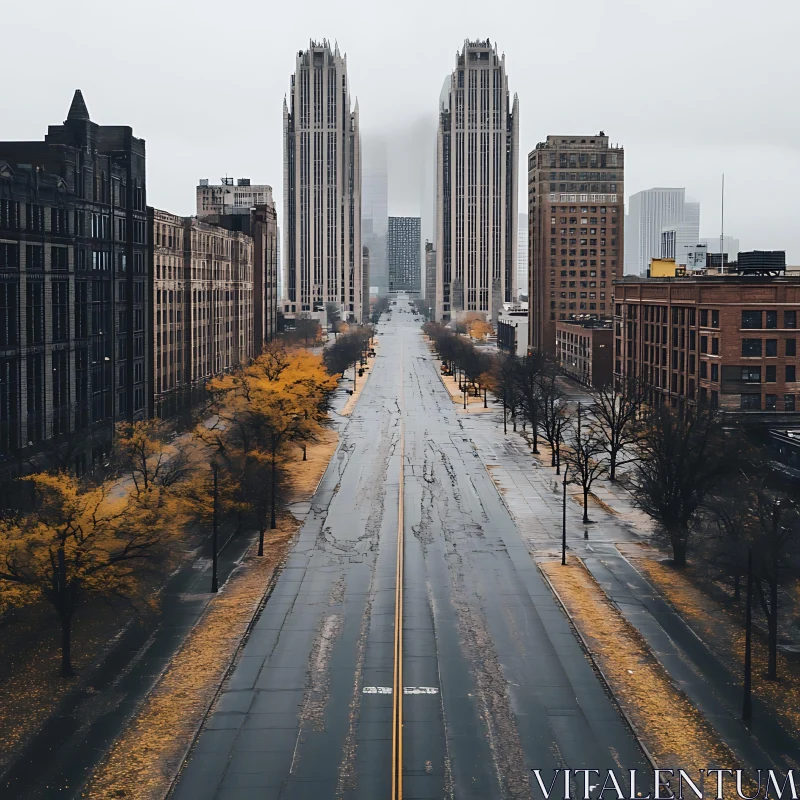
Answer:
[
  {"left": 503, "top": 387, "right": 508, "bottom": 434},
  {"left": 211, "top": 461, "right": 219, "bottom": 593},
  {"left": 743, "top": 546, "right": 753, "bottom": 720},
  {"left": 562, "top": 464, "right": 569, "bottom": 565}
]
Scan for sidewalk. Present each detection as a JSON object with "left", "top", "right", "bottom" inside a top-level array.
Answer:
[{"left": 457, "top": 405, "right": 800, "bottom": 771}]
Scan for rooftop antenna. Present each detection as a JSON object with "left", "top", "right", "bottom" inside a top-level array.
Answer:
[{"left": 720, "top": 173, "right": 725, "bottom": 274}]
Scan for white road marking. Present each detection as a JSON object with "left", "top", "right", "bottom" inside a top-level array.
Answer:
[
  {"left": 362, "top": 686, "right": 393, "bottom": 694},
  {"left": 403, "top": 686, "right": 439, "bottom": 695}
]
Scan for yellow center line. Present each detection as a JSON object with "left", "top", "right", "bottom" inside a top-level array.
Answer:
[{"left": 392, "top": 339, "right": 405, "bottom": 800}]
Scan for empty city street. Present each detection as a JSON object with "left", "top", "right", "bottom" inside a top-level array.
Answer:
[{"left": 170, "top": 308, "right": 647, "bottom": 800}]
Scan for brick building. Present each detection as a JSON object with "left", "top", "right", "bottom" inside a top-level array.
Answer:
[
  {"left": 0, "top": 90, "right": 149, "bottom": 476},
  {"left": 528, "top": 134, "right": 624, "bottom": 355},
  {"left": 149, "top": 210, "right": 255, "bottom": 418},
  {"left": 555, "top": 319, "right": 613, "bottom": 388},
  {"left": 614, "top": 275, "right": 800, "bottom": 419}
]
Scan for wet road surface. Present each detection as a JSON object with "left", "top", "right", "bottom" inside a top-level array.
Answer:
[{"left": 172, "top": 310, "right": 648, "bottom": 799}]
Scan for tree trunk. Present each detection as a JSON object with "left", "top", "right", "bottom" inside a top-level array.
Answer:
[
  {"left": 583, "top": 487, "right": 590, "bottom": 524},
  {"left": 532, "top": 424, "right": 539, "bottom": 454},
  {"left": 609, "top": 449, "right": 617, "bottom": 481},
  {"left": 270, "top": 444, "right": 277, "bottom": 530},
  {"left": 302, "top": 444, "right": 307, "bottom": 462},
  {"left": 60, "top": 614, "right": 74, "bottom": 678},
  {"left": 258, "top": 524, "right": 265, "bottom": 557},
  {"left": 768, "top": 577, "right": 779, "bottom": 680},
  {"left": 671, "top": 531, "right": 688, "bottom": 568}
]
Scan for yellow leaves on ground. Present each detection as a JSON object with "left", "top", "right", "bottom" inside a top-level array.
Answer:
[
  {"left": 542, "top": 557, "right": 738, "bottom": 780},
  {"left": 634, "top": 556, "right": 800, "bottom": 742},
  {"left": 83, "top": 429, "right": 340, "bottom": 800}
]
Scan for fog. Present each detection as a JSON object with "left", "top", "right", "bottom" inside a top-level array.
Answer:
[{"left": 3, "top": 0, "right": 799, "bottom": 258}]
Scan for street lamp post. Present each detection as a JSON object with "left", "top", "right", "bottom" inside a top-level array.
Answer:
[
  {"left": 743, "top": 546, "right": 753, "bottom": 720},
  {"left": 503, "top": 388, "right": 507, "bottom": 434},
  {"left": 211, "top": 462, "right": 219, "bottom": 593},
  {"left": 562, "top": 465, "right": 569, "bottom": 566}
]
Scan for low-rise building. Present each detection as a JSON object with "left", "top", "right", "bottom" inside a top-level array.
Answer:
[
  {"left": 614, "top": 274, "right": 800, "bottom": 420},
  {"left": 197, "top": 178, "right": 272, "bottom": 217},
  {"left": 555, "top": 319, "right": 613, "bottom": 388},
  {"left": 497, "top": 303, "right": 529, "bottom": 357}
]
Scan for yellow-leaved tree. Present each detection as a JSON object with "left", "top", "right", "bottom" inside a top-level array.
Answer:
[
  {"left": 198, "top": 344, "right": 337, "bottom": 555},
  {"left": 0, "top": 473, "right": 173, "bottom": 677}
]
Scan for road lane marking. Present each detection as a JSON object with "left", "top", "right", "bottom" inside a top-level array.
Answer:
[
  {"left": 392, "top": 339, "right": 405, "bottom": 800},
  {"left": 363, "top": 686, "right": 393, "bottom": 694},
  {"left": 403, "top": 687, "right": 439, "bottom": 695}
]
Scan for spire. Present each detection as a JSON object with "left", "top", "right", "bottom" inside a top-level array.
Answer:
[{"left": 66, "top": 89, "right": 90, "bottom": 122}]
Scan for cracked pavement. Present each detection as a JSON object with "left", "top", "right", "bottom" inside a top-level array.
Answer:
[{"left": 171, "top": 310, "right": 648, "bottom": 800}]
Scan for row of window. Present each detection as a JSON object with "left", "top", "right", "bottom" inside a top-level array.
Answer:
[
  {"left": 741, "top": 310, "right": 796, "bottom": 329},
  {"left": 741, "top": 394, "right": 796, "bottom": 412}
]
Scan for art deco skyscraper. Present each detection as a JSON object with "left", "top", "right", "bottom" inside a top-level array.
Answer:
[
  {"left": 283, "top": 40, "right": 363, "bottom": 323},
  {"left": 435, "top": 40, "right": 519, "bottom": 323}
]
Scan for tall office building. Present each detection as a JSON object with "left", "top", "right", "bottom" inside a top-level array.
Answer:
[
  {"left": 388, "top": 216, "right": 421, "bottom": 293},
  {"left": 435, "top": 39, "right": 519, "bottom": 322},
  {"left": 625, "top": 188, "right": 699, "bottom": 275},
  {"left": 283, "top": 40, "right": 363, "bottom": 323},
  {"left": 528, "top": 134, "right": 624, "bottom": 355},
  {"left": 517, "top": 212, "right": 528, "bottom": 298},
  {"left": 362, "top": 137, "right": 388, "bottom": 296},
  {"left": 0, "top": 91, "right": 149, "bottom": 476}
]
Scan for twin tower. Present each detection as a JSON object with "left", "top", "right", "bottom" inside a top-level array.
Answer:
[{"left": 282, "top": 39, "right": 518, "bottom": 326}]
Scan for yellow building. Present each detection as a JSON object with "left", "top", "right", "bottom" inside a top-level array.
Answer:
[{"left": 649, "top": 258, "right": 685, "bottom": 277}]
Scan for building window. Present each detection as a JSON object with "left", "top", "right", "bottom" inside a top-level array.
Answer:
[
  {"left": 741, "top": 366, "right": 760, "bottom": 383},
  {"left": 711, "top": 310, "right": 719, "bottom": 328},
  {"left": 742, "top": 310, "right": 762, "bottom": 329},
  {"left": 766, "top": 310, "right": 778, "bottom": 329},
  {"left": 700, "top": 361, "right": 707, "bottom": 378},
  {"left": 787, "top": 338, "right": 797, "bottom": 357},
  {"left": 740, "top": 393, "right": 761, "bottom": 410},
  {"left": 766, "top": 394, "right": 777, "bottom": 411},
  {"left": 766, "top": 365, "right": 777, "bottom": 382},
  {"left": 700, "top": 309, "right": 708, "bottom": 327},
  {"left": 51, "top": 280, "right": 69, "bottom": 342},
  {"left": 742, "top": 339, "right": 761, "bottom": 357},
  {"left": 785, "top": 310, "right": 797, "bottom": 329},
  {"left": 785, "top": 395, "right": 796, "bottom": 412},
  {"left": 766, "top": 339, "right": 777, "bottom": 357},
  {"left": 700, "top": 336, "right": 708, "bottom": 354},
  {"left": 711, "top": 338, "right": 719, "bottom": 355},
  {"left": 711, "top": 363, "right": 719, "bottom": 382},
  {"left": 787, "top": 365, "right": 796, "bottom": 382}
]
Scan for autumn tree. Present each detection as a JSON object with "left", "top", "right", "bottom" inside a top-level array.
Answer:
[
  {"left": 590, "top": 377, "right": 644, "bottom": 481},
  {"left": 293, "top": 315, "right": 321, "bottom": 346},
  {"left": 115, "top": 420, "right": 191, "bottom": 497},
  {"left": 468, "top": 319, "right": 493, "bottom": 341},
  {"left": 632, "top": 405, "right": 733, "bottom": 567},
  {"left": 563, "top": 403, "right": 607, "bottom": 524},
  {"left": 0, "top": 473, "right": 172, "bottom": 676}
]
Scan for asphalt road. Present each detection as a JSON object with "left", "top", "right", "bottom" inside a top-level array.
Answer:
[{"left": 171, "top": 308, "right": 648, "bottom": 800}]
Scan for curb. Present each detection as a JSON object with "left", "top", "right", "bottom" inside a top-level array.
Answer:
[
  {"left": 536, "top": 562, "right": 659, "bottom": 770},
  {"left": 165, "top": 545, "right": 287, "bottom": 798}
]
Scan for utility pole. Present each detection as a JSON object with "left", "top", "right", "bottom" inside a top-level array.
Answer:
[
  {"left": 211, "top": 463, "right": 219, "bottom": 593},
  {"left": 562, "top": 464, "right": 569, "bottom": 565},
  {"left": 743, "top": 546, "right": 753, "bottom": 720},
  {"left": 503, "top": 388, "right": 507, "bottom": 434}
]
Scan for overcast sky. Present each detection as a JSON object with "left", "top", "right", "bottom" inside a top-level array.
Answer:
[{"left": 3, "top": 0, "right": 799, "bottom": 259}]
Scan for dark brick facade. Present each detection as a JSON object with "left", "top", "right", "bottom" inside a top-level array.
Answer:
[
  {"left": 555, "top": 320, "right": 613, "bottom": 388},
  {"left": 0, "top": 91, "right": 148, "bottom": 476}
]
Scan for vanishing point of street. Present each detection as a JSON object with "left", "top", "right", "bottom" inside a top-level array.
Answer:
[{"left": 171, "top": 307, "right": 648, "bottom": 799}]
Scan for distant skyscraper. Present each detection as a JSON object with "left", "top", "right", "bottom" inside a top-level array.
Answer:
[
  {"left": 424, "top": 241, "right": 436, "bottom": 302},
  {"left": 362, "top": 137, "right": 388, "bottom": 296},
  {"left": 528, "top": 134, "right": 625, "bottom": 355},
  {"left": 517, "top": 213, "right": 528, "bottom": 298},
  {"left": 700, "top": 235, "right": 740, "bottom": 262},
  {"left": 388, "top": 216, "right": 421, "bottom": 293},
  {"left": 435, "top": 39, "right": 519, "bottom": 322},
  {"left": 625, "top": 188, "right": 699, "bottom": 275},
  {"left": 283, "top": 40, "right": 363, "bottom": 322}
]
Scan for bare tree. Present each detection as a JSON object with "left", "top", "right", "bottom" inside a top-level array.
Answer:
[
  {"left": 538, "top": 371, "right": 571, "bottom": 473},
  {"left": 590, "top": 377, "right": 644, "bottom": 481},
  {"left": 632, "top": 405, "right": 731, "bottom": 567},
  {"left": 563, "top": 403, "right": 607, "bottom": 524},
  {"left": 514, "top": 353, "right": 547, "bottom": 454}
]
